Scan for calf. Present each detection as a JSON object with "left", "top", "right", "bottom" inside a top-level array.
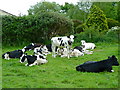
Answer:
[
  {"left": 2, "top": 48, "right": 26, "bottom": 60},
  {"left": 20, "top": 54, "right": 48, "bottom": 66},
  {"left": 34, "top": 45, "right": 49, "bottom": 57},
  {"left": 70, "top": 49, "right": 84, "bottom": 57},
  {"left": 23, "top": 43, "right": 42, "bottom": 51},
  {"left": 76, "top": 55, "right": 119, "bottom": 73},
  {"left": 51, "top": 35, "right": 75, "bottom": 59},
  {"left": 81, "top": 40, "right": 96, "bottom": 51}
]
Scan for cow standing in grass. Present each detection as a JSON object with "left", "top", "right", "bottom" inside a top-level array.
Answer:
[
  {"left": 76, "top": 55, "right": 119, "bottom": 73},
  {"left": 51, "top": 35, "right": 76, "bottom": 59}
]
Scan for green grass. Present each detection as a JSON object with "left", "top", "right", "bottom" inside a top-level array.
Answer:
[{"left": 2, "top": 43, "right": 119, "bottom": 88}]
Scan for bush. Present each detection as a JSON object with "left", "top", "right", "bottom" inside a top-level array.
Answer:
[
  {"left": 2, "top": 12, "right": 74, "bottom": 46},
  {"left": 74, "top": 26, "right": 119, "bottom": 44},
  {"left": 107, "top": 18, "right": 120, "bottom": 29}
]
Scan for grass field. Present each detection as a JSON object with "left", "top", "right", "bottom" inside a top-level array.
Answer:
[{"left": 2, "top": 43, "right": 119, "bottom": 88}]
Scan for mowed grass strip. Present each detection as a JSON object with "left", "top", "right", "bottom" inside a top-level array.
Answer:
[{"left": 2, "top": 43, "right": 119, "bottom": 88}]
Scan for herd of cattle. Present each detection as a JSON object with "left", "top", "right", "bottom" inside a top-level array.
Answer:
[{"left": 2, "top": 35, "right": 119, "bottom": 72}]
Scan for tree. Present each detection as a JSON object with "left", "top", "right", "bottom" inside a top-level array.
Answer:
[
  {"left": 93, "top": 2, "right": 118, "bottom": 20},
  {"left": 28, "top": 1, "right": 61, "bottom": 15},
  {"left": 86, "top": 5, "right": 108, "bottom": 32}
]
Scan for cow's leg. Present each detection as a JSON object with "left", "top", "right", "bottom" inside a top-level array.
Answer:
[
  {"left": 52, "top": 45, "right": 56, "bottom": 58},
  {"left": 67, "top": 47, "right": 70, "bottom": 59},
  {"left": 107, "top": 67, "right": 113, "bottom": 72}
]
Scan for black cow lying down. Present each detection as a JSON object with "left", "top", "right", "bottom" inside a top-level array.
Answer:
[
  {"left": 76, "top": 55, "right": 119, "bottom": 73},
  {"left": 2, "top": 48, "right": 26, "bottom": 60}
]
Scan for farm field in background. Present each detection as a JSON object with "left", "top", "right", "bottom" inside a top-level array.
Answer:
[{"left": 2, "top": 43, "right": 119, "bottom": 88}]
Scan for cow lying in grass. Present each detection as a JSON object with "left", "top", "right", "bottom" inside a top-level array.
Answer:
[
  {"left": 81, "top": 40, "right": 96, "bottom": 51},
  {"left": 76, "top": 55, "right": 119, "bottom": 73},
  {"left": 2, "top": 48, "right": 26, "bottom": 60},
  {"left": 51, "top": 35, "right": 76, "bottom": 59},
  {"left": 20, "top": 54, "right": 48, "bottom": 66},
  {"left": 57, "top": 48, "right": 84, "bottom": 58}
]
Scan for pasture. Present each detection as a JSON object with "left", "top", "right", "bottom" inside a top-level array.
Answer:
[{"left": 2, "top": 43, "right": 119, "bottom": 88}]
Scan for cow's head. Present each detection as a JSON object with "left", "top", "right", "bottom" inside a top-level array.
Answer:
[
  {"left": 40, "top": 45, "right": 49, "bottom": 55},
  {"left": 109, "top": 55, "right": 119, "bottom": 66},
  {"left": 20, "top": 54, "right": 27, "bottom": 63},
  {"left": 67, "top": 35, "right": 75, "bottom": 43},
  {"left": 81, "top": 40, "right": 86, "bottom": 45}
]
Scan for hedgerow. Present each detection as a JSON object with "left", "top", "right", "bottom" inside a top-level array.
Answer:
[{"left": 2, "top": 12, "right": 74, "bottom": 46}]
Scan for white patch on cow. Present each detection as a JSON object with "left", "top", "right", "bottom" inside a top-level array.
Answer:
[
  {"left": 70, "top": 49, "right": 84, "bottom": 57},
  {"left": 22, "top": 48, "right": 26, "bottom": 52},
  {"left": 4, "top": 53, "right": 10, "bottom": 60},
  {"left": 31, "top": 43, "right": 34, "bottom": 46},
  {"left": 81, "top": 40, "right": 96, "bottom": 50},
  {"left": 111, "top": 70, "right": 114, "bottom": 72}
]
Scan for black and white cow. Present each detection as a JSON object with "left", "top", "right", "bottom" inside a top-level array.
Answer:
[
  {"left": 23, "top": 43, "right": 42, "bottom": 51},
  {"left": 2, "top": 48, "right": 26, "bottom": 60},
  {"left": 51, "top": 35, "right": 76, "bottom": 59},
  {"left": 73, "top": 46, "right": 83, "bottom": 52},
  {"left": 76, "top": 55, "right": 119, "bottom": 73},
  {"left": 34, "top": 45, "right": 49, "bottom": 57},
  {"left": 20, "top": 54, "right": 48, "bottom": 66}
]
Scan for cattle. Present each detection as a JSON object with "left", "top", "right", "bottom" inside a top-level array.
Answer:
[
  {"left": 23, "top": 43, "right": 42, "bottom": 51},
  {"left": 76, "top": 55, "right": 119, "bottom": 73},
  {"left": 56, "top": 48, "right": 68, "bottom": 57},
  {"left": 73, "top": 46, "right": 83, "bottom": 52},
  {"left": 81, "top": 40, "right": 96, "bottom": 51},
  {"left": 2, "top": 48, "right": 26, "bottom": 60},
  {"left": 20, "top": 54, "right": 48, "bottom": 66},
  {"left": 51, "top": 35, "right": 76, "bottom": 59},
  {"left": 70, "top": 49, "right": 84, "bottom": 57},
  {"left": 34, "top": 45, "right": 49, "bottom": 56}
]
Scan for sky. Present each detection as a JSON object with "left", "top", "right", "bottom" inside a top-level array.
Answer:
[{"left": 0, "top": 0, "right": 78, "bottom": 16}]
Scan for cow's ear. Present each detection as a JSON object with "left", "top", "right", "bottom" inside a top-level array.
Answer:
[
  {"left": 74, "top": 36, "right": 77, "bottom": 38},
  {"left": 6, "top": 52, "right": 10, "bottom": 54},
  {"left": 112, "top": 55, "right": 115, "bottom": 58},
  {"left": 67, "top": 36, "right": 70, "bottom": 38}
]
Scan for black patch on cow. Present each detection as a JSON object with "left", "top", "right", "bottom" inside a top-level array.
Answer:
[
  {"left": 46, "top": 44, "right": 52, "bottom": 52},
  {"left": 60, "top": 40, "right": 65, "bottom": 46},
  {"left": 68, "top": 40, "right": 72, "bottom": 45},
  {"left": 39, "top": 55, "right": 45, "bottom": 59},
  {"left": 76, "top": 55, "right": 119, "bottom": 73},
  {"left": 74, "top": 46, "right": 83, "bottom": 52},
  {"left": 26, "top": 55, "right": 37, "bottom": 65},
  {"left": 67, "top": 36, "right": 70, "bottom": 38},
  {"left": 58, "top": 38, "right": 62, "bottom": 41}
]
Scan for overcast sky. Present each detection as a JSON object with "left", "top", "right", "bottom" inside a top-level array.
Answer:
[{"left": 0, "top": 0, "right": 78, "bottom": 16}]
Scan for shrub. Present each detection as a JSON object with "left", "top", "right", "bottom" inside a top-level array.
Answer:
[{"left": 2, "top": 12, "right": 74, "bottom": 46}]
